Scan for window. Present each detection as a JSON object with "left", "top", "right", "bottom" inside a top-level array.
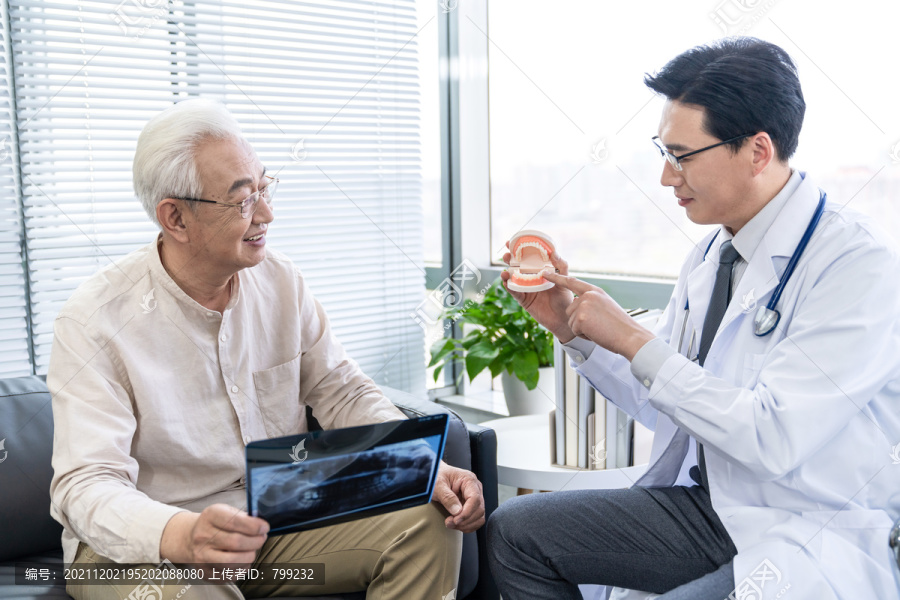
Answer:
[
  {"left": 487, "top": 1, "right": 900, "bottom": 278},
  {"left": 3, "top": 0, "right": 430, "bottom": 392},
  {"left": 416, "top": 0, "right": 442, "bottom": 265},
  {"left": 0, "top": 1, "right": 29, "bottom": 377}
]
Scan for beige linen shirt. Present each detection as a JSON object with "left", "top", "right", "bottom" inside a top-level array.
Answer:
[{"left": 48, "top": 237, "right": 405, "bottom": 566}]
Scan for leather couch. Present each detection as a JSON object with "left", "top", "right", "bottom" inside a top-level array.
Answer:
[{"left": 0, "top": 375, "right": 499, "bottom": 600}]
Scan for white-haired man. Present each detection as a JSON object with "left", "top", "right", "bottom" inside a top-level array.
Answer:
[{"left": 49, "top": 99, "right": 484, "bottom": 599}]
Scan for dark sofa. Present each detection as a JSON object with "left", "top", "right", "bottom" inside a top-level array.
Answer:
[{"left": 0, "top": 375, "right": 499, "bottom": 600}]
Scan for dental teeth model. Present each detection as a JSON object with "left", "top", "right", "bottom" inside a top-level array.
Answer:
[{"left": 508, "top": 229, "right": 556, "bottom": 293}]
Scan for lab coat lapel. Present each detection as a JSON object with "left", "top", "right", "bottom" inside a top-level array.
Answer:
[
  {"left": 637, "top": 239, "right": 716, "bottom": 487},
  {"left": 685, "top": 246, "right": 717, "bottom": 338},
  {"left": 718, "top": 238, "right": 778, "bottom": 334}
]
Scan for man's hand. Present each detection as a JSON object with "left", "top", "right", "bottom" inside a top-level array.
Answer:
[
  {"left": 160, "top": 504, "right": 269, "bottom": 566},
  {"left": 500, "top": 242, "right": 577, "bottom": 342},
  {"left": 540, "top": 271, "right": 655, "bottom": 361},
  {"left": 432, "top": 461, "right": 485, "bottom": 533}
]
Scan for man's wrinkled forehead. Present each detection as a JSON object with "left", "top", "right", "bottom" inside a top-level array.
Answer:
[{"left": 196, "top": 136, "right": 265, "bottom": 196}]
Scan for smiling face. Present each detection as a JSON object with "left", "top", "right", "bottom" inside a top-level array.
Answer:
[
  {"left": 657, "top": 100, "right": 760, "bottom": 232},
  {"left": 183, "top": 137, "right": 274, "bottom": 278}
]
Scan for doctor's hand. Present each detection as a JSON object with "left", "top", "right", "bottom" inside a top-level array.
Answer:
[
  {"left": 501, "top": 242, "right": 578, "bottom": 342},
  {"left": 432, "top": 461, "right": 485, "bottom": 533},
  {"left": 541, "top": 271, "right": 655, "bottom": 361}
]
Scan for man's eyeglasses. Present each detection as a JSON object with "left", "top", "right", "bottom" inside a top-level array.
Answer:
[
  {"left": 174, "top": 175, "right": 279, "bottom": 218},
  {"left": 651, "top": 133, "right": 754, "bottom": 171}
]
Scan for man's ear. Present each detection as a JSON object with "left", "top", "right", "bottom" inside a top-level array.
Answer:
[
  {"left": 156, "top": 198, "right": 191, "bottom": 243},
  {"left": 748, "top": 132, "right": 778, "bottom": 176}
]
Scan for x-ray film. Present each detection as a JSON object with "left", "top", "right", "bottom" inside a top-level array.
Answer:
[{"left": 245, "top": 414, "right": 448, "bottom": 535}]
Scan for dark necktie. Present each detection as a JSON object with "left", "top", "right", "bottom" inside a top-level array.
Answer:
[
  {"left": 697, "top": 240, "right": 740, "bottom": 366},
  {"left": 694, "top": 239, "right": 740, "bottom": 491}
]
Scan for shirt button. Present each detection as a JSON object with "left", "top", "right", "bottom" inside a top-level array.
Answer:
[
  {"left": 574, "top": 355, "right": 584, "bottom": 364},
  {"left": 220, "top": 335, "right": 227, "bottom": 342},
  {"left": 643, "top": 378, "right": 651, "bottom": 388},
  {"left": 231, "top": 385, "right": 239, "bottom": 393},
  {"left": 206, "top": 312, "right": 214, "bottom": 317},
  {"left": 243, "top": 435, "right": 251, "bottom": 445}
]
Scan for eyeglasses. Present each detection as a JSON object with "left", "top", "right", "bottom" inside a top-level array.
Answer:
[
  {"left": 174, "top": 175, "right": 278, "bottom": 218},
  {"left": 651, "top": 133, "right": 754, "bottom": 171}
]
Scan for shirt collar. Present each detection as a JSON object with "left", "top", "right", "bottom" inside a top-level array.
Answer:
[
  {"left": 724, "top": 168, "right": 802, "bottom": 262},
  {"left": 149, "top": 234, "right": 241, "bottom": 314}
]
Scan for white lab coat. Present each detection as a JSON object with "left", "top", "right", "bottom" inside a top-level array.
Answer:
[{"left": 574, "top": 173, "right": 900, "bottom": 599}]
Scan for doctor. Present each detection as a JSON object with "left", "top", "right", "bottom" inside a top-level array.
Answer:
[{"left": 487, "top": 37, "right": 900, "bottom": 600}]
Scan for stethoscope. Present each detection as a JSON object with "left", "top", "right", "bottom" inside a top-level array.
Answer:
[{"left": 678, "top": 189, "right": 827, "bottom": 359}]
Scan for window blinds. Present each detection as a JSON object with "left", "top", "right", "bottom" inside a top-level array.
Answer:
[
  {"left": 7, "top": 0, "right": 426, "bottom": 392},
  {"left": 0, "top": 1, "right": 30, "bottom": 377}
]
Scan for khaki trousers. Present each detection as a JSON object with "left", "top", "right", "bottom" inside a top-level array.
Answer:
[{"left": 67, "top": 502, "right": 462, "bottom": 600}]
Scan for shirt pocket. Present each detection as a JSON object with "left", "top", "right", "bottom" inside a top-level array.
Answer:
[{"left": 252, "top": 353, "right": 302, "bottom": 438}]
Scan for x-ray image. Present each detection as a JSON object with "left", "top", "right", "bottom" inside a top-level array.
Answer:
[{"left": 250, "top": 438, "right": 439, "bottom": 530}]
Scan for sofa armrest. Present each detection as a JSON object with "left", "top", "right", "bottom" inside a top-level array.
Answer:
[
  {"left": 464, "top": 422, "right": 499, "bottom": 600},
  {"left": 379, "top": 387, "right": 500, "bottom": 600}
]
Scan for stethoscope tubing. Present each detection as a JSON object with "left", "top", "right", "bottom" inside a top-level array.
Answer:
[{"left": 681, "top": 189, "right": 826, "bottom": 343}]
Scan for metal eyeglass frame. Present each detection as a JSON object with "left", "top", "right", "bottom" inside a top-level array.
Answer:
[
  {"left": 651, "top": 133, "right": 754, "bottom": 171},
  {"left": 173, "top": 175, "right": 279, "bottom": 218}
]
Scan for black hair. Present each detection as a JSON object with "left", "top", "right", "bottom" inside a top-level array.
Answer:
[{"left": 644, "top": 37, "right": 805, "bottom": 161}]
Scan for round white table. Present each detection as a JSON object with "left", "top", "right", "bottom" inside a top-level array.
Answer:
[{"left": 482, "top": 414, "right": 647, "bottom": 492}]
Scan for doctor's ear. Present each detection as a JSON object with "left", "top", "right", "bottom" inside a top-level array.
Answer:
[{"left": 747, "top": 132, "right": 779, "bottom": 176}]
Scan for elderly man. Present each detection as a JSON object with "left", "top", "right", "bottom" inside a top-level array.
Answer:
[{"left": 49, "top": 99, "right": 484, "bottom": 600}]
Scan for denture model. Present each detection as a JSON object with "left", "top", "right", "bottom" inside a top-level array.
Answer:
[{"left": 508, "top": 229, "right": 556, "bottom": 293}]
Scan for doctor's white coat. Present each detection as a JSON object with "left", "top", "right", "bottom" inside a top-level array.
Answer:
[{"left": 574, "top": 174, "right": 900, "bottom": 599}]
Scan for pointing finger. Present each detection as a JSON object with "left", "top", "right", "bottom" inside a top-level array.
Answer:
[{"left": 541, "top": 271, "right": 597, "bottom": 296}]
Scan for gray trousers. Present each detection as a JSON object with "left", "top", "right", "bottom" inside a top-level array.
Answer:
[{"left": 487, "top": 483, "right": 738, "bottom": 599}]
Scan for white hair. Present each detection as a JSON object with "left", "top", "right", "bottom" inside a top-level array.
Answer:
[{"left": 133, "top": 98, "right": 244, "bottom": 227}]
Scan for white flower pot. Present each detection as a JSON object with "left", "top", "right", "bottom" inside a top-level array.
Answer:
[{"left": 501, "top": 366, "right": 555, "bottom": 416}]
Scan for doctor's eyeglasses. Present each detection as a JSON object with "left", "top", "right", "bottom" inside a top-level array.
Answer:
[{"left": 651, "top": 133, "right": 754, "bottom": 171}]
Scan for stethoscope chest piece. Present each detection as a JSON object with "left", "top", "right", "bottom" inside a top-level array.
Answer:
[{"left": 754, "top": 306, "right": 780, "bottom": 337}]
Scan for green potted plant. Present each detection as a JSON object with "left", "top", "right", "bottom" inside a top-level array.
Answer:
[{"left": 428, "top": 281, "right": 555, "bottom": 415}]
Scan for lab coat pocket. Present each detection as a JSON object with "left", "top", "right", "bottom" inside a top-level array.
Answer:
[
  {"left": 803, "top": 509, "right": 893, "bottom": 572},
  {"left": 741, "top": 353, "right": 767, "bottom": 388},
  {"left": 253, "top": 353, "right": 302, "bottom": 438}
]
